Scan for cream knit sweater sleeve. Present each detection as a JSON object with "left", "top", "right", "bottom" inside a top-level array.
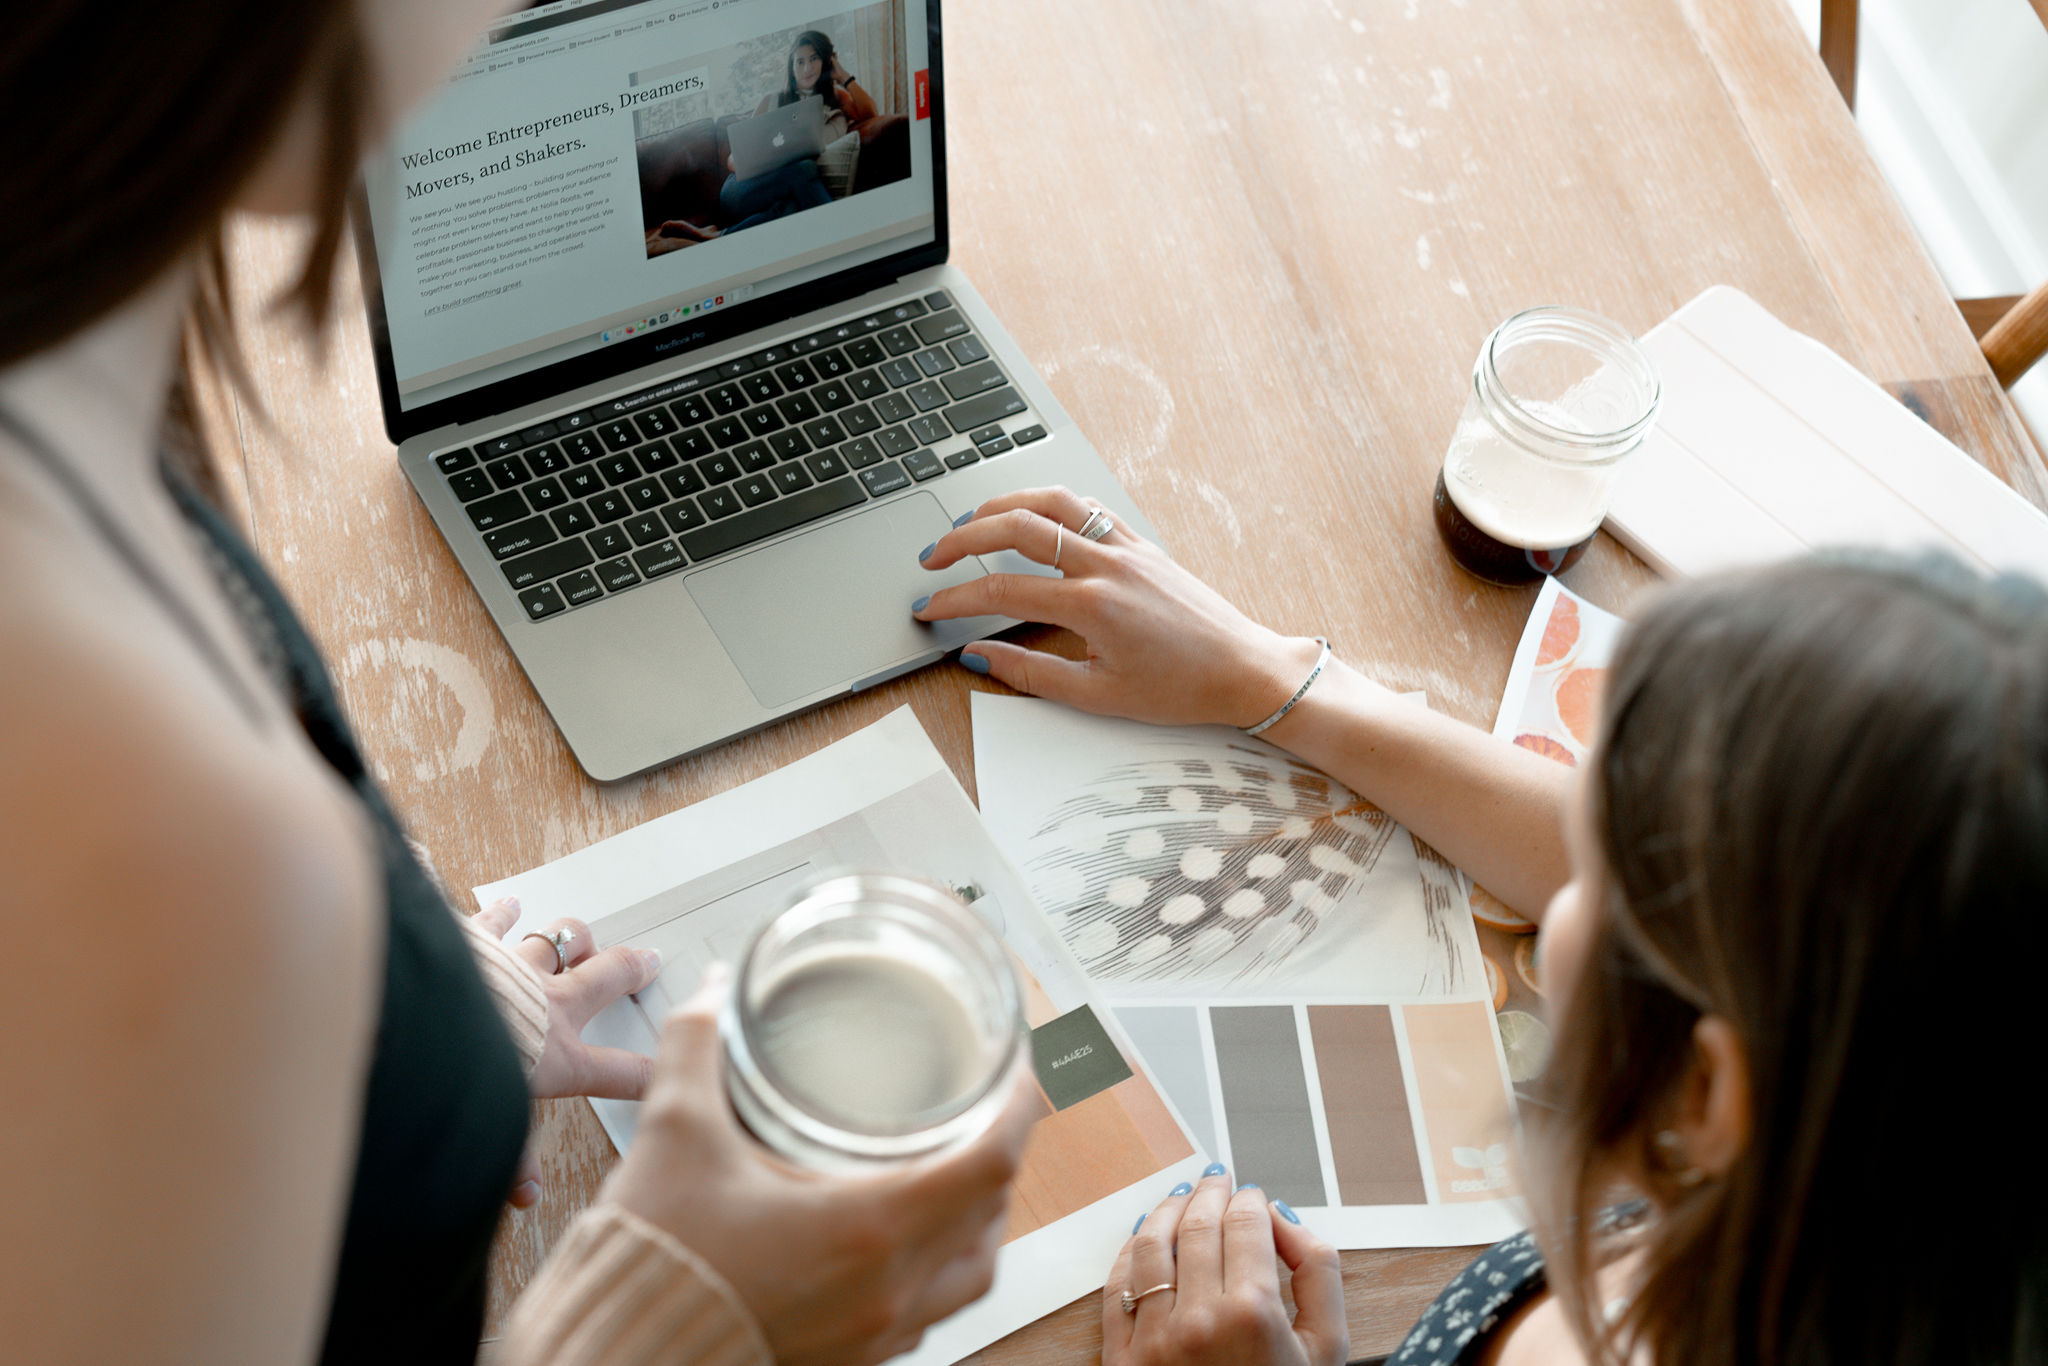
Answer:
[{"left": 455, "top": 909, "right": 774, "bottom": 1366}]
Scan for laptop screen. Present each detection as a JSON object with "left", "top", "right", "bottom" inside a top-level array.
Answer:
[{"left": 362, "top": 0, "right": 936, "bottom": 416}]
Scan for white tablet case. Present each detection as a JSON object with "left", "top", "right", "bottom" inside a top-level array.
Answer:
[{"left": 1605, "top": 285, "right": 2048, "bottom": 582}]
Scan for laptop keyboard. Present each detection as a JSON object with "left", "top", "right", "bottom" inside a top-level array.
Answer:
[{"left": 428, "top": 290, "right": 1050, "bottom": 622}]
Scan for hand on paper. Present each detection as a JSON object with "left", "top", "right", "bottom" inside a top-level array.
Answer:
[
  {"left": 921, "top": 487, "right": 1577, "bottom": 915},
  {"left": 476, "top": 898, "right": 663, "bottom": 1102},
  {"left": 1103, "top": 1167, "right": 1347, "bottom": 1366},
  {"left": 914, "top": 486, "right": 1324, "bottom": 728},
  {"left": 602, "top": 964, "right": 1040, "bottom": 1366}
]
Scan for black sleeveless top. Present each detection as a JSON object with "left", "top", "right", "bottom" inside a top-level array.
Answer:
[
  {"left": 168, "top": 482, "right": 533, "bottom": 1363},
  {"left": 0, "top": 393, "right": 532, "bottom": 1362}
]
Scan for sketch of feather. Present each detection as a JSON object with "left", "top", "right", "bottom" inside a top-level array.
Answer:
[{"left": 1023, "top": 738, "right": 1466, "bottom": 992}]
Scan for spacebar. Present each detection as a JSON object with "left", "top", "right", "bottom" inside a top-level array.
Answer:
[{"left": 678, "top": 477, "right": 868, "bottom": 562}]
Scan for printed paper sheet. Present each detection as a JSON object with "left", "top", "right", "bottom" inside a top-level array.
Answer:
[
  {"left": 1472, "top": 577, "right": 1630, "bottom": 1096},
  {"left": 480, "top": 707, "right": 1205, "bottom": 1366},
  {"left": 972, "top": 694, "right": 1524, "bottom": 1249}
]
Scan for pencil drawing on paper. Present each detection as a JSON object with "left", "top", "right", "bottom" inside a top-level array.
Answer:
[{"left": 1021, "top": 737, "right": 1474, "bottom": 997}]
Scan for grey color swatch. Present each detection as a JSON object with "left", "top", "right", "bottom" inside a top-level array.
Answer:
[
  {"left": 1209, "top": 1006, "right": 1327, "bottom": 1207},
  {"left": 1114, "top": 1005, "right": 1219, "bottom": 1157}
]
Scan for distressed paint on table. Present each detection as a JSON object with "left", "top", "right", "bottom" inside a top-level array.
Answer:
[{"left": 194, "top": 0, "right": 2044, "bottom": 1358}]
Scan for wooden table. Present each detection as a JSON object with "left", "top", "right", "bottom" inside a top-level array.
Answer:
[{"left": 199, "top": 0, "right": 2046, "bottom": 1357}]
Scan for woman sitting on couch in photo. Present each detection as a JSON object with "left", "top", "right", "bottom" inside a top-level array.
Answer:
[
  {"left": 913, "top": 488, "right": 2048, "bottom": 1366},
  {"left": 718, "top": 29, "right": 875, "bottom": 232}
]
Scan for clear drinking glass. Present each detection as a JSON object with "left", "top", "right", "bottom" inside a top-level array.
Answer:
[
  {"left": 1433, "top": 306, "right": 1661, "bottom": 585},
  {"left": 722, "top": 873, "right": 1026, "bottom": 1171}
]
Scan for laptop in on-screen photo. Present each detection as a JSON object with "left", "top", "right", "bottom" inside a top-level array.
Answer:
[
  {"left": 725, "top": 96, "right": 829, "bottom": 180},
  {"left": 353, "top": 0, "right": 1152, "bottom": 781}
]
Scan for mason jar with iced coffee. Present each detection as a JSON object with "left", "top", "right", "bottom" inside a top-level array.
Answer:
[{"left": 1434, "top": 306, "right": 1661, "bottom": 585}]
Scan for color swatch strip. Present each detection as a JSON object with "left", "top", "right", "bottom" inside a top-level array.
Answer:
[
  {"left": 1209, "top": 1006, "right": 1328, "bottom": 1208},
  {"left": 1403, "top": 1000, "right": 1516, "bottom": 1203},
  {"left": 1115, "top": 1006, "right": 1219, "bottom": 1157},
  {"left": 1306, "top": 1005, "right": 1429, "bottom": 1207}
]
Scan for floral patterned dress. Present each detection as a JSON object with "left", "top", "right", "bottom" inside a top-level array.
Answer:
[{"left": 1382, "top": 1230, "right": 1549, "bottom": 1366}]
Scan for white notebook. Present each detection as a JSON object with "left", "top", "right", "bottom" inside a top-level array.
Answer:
[{"left": 1604, "top": 286, "right": 2048, "bottom": 581}]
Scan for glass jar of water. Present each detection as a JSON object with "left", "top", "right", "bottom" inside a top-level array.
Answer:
[
  {"left": 723, "top": 874, "right": 1026, "bottom": 1171},
  {"left": 1434, "top": 306, "right": 1661, "bottom": 585}
]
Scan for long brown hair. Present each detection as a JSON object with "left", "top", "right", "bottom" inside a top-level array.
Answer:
[
  {"left": 780, "top": 30, "right": 846, "bottom": 114},
  {"left": 1538, "top": 552, "right": 2048, "bottom": 1366},
  {"left": 0, "top": 2, "right": 368, "bottom": 429}
]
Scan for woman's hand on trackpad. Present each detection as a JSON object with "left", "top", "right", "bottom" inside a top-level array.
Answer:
[{"left": 911, "top": 485, "right": 1322, "bottom": 728}]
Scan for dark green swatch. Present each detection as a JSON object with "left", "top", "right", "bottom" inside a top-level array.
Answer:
[{"left": 1031, "top": 1004, "right": 1134, "bottom": 1110}]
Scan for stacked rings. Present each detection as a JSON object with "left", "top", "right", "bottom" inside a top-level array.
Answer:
[
  {"left": 522, "top": 926, "right": 575, "bottom": 975},
  {"left": 1079, "top": 506, "right": 1115, "bottom": 541}
]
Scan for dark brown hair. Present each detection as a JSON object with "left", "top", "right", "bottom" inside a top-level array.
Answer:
[
  {"left": 1537, "top": 552, "right": 2048, "bottom": 1365},
  {"left": 780, "top": 30, "right": 845, "bottom": 114},
  {"left": 0, "top": 1, "right": 368, "bottom": 436}
]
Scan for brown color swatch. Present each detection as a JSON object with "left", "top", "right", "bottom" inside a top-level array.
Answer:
[{"left": 1306, "top": 1005, "right": 1429, "bottom": 1207}]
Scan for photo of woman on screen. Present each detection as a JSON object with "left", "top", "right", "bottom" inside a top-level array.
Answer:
[
  {"left": 637, "top": 5, "right": 915, "bottom": 257},
  {"left": 715, "top": 30, "right": 877, "bottom": 232}
]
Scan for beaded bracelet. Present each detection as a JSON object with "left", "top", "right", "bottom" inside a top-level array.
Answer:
[{"left": 1242, "top": 638, "right": 1331, "bottom": 737}]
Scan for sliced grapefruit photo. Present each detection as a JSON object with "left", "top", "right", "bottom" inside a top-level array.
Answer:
[
  {"left": 1513, "top": 732, "right": 1577, "bottom": 766},
  {"left": 1471, "top": 883, "right": 1538, "bottom": 934},
  {"left": 1554, "top": 666, "right": 1606, "bottom": 747},
  {"left": 1484, "top": 954, "right": 1509, "bottom": 1010},
  {"left": 1535, "top": 593, "right": 1581, "bottom": 670},
  {"left": 1516, "top": 935, "right": 1544, "bottom": 997}
]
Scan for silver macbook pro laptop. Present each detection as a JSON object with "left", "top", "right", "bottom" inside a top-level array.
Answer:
[
  {"left": 354, "top": 0, "right": 1154, "bottom": 781},
  {"left": 725, "top": 97, "right": 828, "bottom": 181}
]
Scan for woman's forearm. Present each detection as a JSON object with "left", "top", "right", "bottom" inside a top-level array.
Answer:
[
  {"left": 840, "top": 78, "right": 877, "bottom": 123},
  {"left": 905, "top": 497, "right": 1575, "bottom": 915},
  {"left": 1259, "top": 657, "right": 1573, "bottom": 918}
]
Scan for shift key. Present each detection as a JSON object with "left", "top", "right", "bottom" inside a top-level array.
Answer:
[
  {"left": 942, "top": 386, "right": 1027, "bottom": 434},
  {"left": 500, "top": 538, "right": 594, "bottom": 590}
]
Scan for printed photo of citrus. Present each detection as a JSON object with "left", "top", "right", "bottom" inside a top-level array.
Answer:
[
  {"left": 1513, "top": 732, "right": 1577, "bottom": 766},
  {"left": 1515, "top": 935, "right": 1544, "bottom": 997},
  {"left": 1496, "top": 1009, "right": 1552, "bottom": 1083},
  {"left": 1535, "top": 593, "right": 1581, "bottom": 670},
  {"left": 1470, "top": 883, "right": 1538, "bottom": 934},
  {"left": 1484, "top": 954, "right": 1508, "bottom": 1010},
  {"left": 1555, "top": 667, "right": 1605, "bottom": 747}
]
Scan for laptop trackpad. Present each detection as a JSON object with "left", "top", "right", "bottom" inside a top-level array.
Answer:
[{"left": 686, "top": 492, "right": 1000, "bottom": 709}]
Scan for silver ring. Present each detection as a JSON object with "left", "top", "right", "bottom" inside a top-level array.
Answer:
[
  {"left": 1079, "top": 507, "right": 1114, "bottom": 541},
  {"left": 1121, "top": 1282, "right": 1175, "bottom": 1314},
  {"left": 1051, "top": 521, "right": 1064, "bottom": 570},
  {"left": 522, "top": 927, "right": 574, "bottom": 975}
]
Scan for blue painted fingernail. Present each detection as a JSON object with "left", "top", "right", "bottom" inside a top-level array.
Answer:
[
  {"left": 1168, "top": 1181, "right": 1193, "bottom": 1197},
  {"left": 1236, "top": 1182, "right": 1260, "bottom": 1193},
  {"left": 960, "top": 652, "right": 991, "bottom": 675},
  {"left": 1202, "top": 1162, "right": 1228, "bottom": 1179},
  {"left": 953, "top": 509, "right": 976, "bottom": 528},
  {"left": 918, "top": 541, "right": 936, "bottom": 562},
  {"left": 911, "top": 595, "right": 930, "bottom": 613},
  {"left": 1275, "top": 1200, "right": 1301, "bottom": 1225},
  {"left": 1132, "top": 1213, "right": 1146, "bottom": 1234}
]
